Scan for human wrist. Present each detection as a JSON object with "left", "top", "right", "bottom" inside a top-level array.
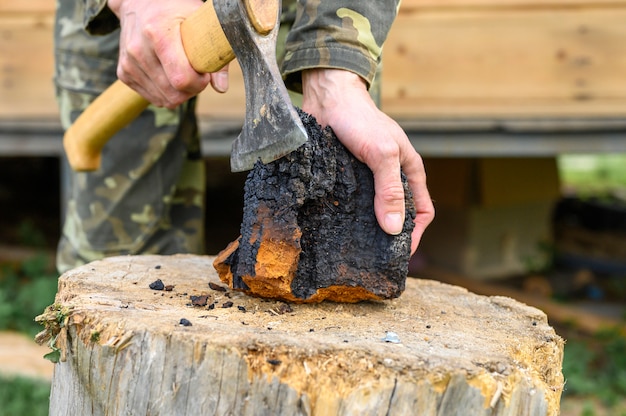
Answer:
[
  {"left": 302, "top": 69, "right": 367, "bottom": 113},
  {"left": 302, "top": 69, "right": 365, "bottom": 94}
]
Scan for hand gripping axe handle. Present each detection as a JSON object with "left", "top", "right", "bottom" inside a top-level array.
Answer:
[{"left": 63, "top": 0, "right": 307, "bottom": 172}]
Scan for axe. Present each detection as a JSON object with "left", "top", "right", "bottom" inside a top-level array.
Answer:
[{"left": 63, "top": 0, "right": 307, "bottom": 172}]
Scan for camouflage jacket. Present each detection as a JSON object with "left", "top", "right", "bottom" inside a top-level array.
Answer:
[{"left": 78, "top": 0, "right": 400, "bottom": 92}]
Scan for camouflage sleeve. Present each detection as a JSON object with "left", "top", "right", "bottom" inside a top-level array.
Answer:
[
  {"left": 281, "top": 0, "right": 401, "bottom": 92},
  {"left": 83, "top": 0, "right": 120, "bottom": 35}
]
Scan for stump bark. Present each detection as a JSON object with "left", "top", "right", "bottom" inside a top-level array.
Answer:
[{"left": 37, "top": 255, "right": 564, "bottom": 416}]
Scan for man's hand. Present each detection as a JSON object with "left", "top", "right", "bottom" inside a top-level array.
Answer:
[
  {"left": 108, "top": 0, "right": 229, "bottom": 108},
  {"left": 301, "top": 69, "right": 434, "bottom": 254}
]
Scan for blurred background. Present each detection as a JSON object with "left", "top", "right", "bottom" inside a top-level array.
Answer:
[{"left": 1, "top": 0, "right": 625, "bottom": 414}]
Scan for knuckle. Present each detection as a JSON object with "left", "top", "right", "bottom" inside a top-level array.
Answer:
[
  {"left": 116, "top": 65, "right": 127, "bottom": 81},
  {"left": 359, "top": 139, "right": 400, "bottom": 165},
  {"left": 169, "top": 73, "right": 192, "bottom": 91},
  {"left": 378, "top": 181, "right": 407, "bottom": 204},
  {"left": 143, "top": 22, "right": 160, "bottom": 43},
  {"left": 123, "top": 39, "right": 143, "bottom": 61},
  {"left": 377, "top": 141, "right": 401, "bottom": 159},
  {"left": 116, "top": 64, "right": 132, "bottom": 84}
]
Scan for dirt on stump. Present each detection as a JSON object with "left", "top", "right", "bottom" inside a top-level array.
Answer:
[{"left": 214, "top": 110, "right": 415, "bottom": 303}]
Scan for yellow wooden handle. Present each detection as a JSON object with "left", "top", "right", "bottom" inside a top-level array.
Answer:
[
  {"left": 180, "top": 0, "right": 234, "bottom": 73},
  {"left": 63, "top": 80, "right": 149, "bottom": 171},
  {"left": 182, "top": 0, "right": 277, "bottom": 72},
  {"left": 64, "top": 0, "right": 278, "bottom": 171}
]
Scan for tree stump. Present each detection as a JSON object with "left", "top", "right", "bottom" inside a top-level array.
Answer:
[{"left": 37, "top": 255, "right": 564, "bottom": 416}]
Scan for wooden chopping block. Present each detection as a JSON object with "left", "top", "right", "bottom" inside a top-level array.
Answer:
[
  {"left": 37, "top": 254, "right": 564, "bottom": 416},
  {"left": 215, "top": 111, "right": 416, "bottom": 303}
]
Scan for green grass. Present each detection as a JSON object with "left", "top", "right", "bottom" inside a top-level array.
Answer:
[
  {"left": 0, "top": 254, "right": 58, "bottom": 338},
  {"left": 0, "top": 375, "right": 50, "bottom": 416},
  {"left": 562, "top": 329, "right": 626, "bottom": 408},
  {"left": 557, "top": 154, "right": 626, "bottom": 412},
  {"left": 0, "top": 218, "right": 59, "bottom": 337},
  {"left": 558, "top": 154, "right": 626, "bottom": 196},
  {"left": 0, "top": 219, "right": 57, "bottom": 415}
]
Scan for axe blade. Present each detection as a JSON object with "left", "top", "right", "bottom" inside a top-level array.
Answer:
[
  {"left": 229, "top": 62, "right": 308, "bottom": 171},
  {"left": 216, "top": 0, "right": 308, "bottom": 172},
  {"left": 230, "top": 102, "right": 308, "bottom": 172}
]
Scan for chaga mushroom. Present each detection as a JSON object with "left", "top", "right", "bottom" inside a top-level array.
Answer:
[{"left": 214, "top": 110, "right": 415, "bottom": 303}]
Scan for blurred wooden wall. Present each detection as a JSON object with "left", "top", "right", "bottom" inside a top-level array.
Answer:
[
  {"left": 0, "top": 1, "right": 56, "bottom": 119},
  {"left": 2, "top": 0, "right": 626, "bottom": 122},
  {"left": 382, "top": 0, "right": 626, "bottom": 119}
]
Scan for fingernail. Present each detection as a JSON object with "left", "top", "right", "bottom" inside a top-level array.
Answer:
[
  {"left": 213, "top": 72, "right": 229, "bottom": 93},
  {"left": 384, "top": 212, "right": 404, "bottom": 235}
]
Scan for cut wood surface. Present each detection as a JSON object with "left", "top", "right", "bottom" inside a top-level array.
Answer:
[
  {"left": 39, "top": 254, "right": 564, "bottom": 416},
  {"left": 423, "top": 267, "right": 626, "bottom": 336}
]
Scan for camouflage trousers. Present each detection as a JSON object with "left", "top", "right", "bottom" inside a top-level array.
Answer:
[
  {"left": 56, "top": 92, "right": 206, "bottom": 274},
  {"left": 55, "top": 0, "right": 205, "bottom": 273}
]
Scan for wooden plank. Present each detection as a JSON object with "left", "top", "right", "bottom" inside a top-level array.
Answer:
[
  {"left": 5, "top": 1, "right": 626, "bottom": 121},
  {"left": 401, "top": 0, "right": 626, "bottom": 10},
  {"left": 202, "top": 3, "right": 626, "bottom": 121},
  {"left": 0, "top": 15, "right": 57, "bottom": 118},
  {"left": 3, "top": 0, "right": 624, "bottom": 14},
  {"left": 0, "top": 0, "right": 55, "bottom": 14},
  {"left": 381, "top": 5, "right": 626, "bottom": 118}
]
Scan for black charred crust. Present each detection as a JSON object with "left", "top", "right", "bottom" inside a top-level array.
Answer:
[
  {"left": 225, "top": 242, "right": 249, "bottom": 290},
  {"left": 233, "top": 109, "right": 416, "bottom": 300}
]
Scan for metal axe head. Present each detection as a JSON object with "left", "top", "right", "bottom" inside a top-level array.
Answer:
[{"left": 215, "top": 0, "right": 308, "bottom": 172}]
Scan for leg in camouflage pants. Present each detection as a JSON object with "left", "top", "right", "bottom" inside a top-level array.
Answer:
[{"left": 55, "top": 0, "right": 205, "bottom": 273}]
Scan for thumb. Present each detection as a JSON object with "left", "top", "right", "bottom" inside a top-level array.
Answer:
[
  {"left": 209, "top": 64, "right": 230, "bottom": 93},
  {"left": 373, "top": 160, "right": 406, "bottom": 236}
]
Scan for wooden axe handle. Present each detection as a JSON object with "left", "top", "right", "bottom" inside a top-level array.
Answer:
[{"left": 64, "top": 0, "right": 278, "bottom": 171}]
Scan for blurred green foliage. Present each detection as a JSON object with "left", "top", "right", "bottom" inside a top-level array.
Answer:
[
  {"left": 562, "top": 329, "right": 626, "bottom": 407},
  {"left": 0, "top": 220, "right": 57, "bottom": 415},
  {"left": 0, "top": 375, "right": 50, "bottom": 416},
  {"left": 558, "top": 154, "right": 626, "bottom": 196},
  {"left": 0, "top": 253, "right": 58, "bottom": 338}
]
